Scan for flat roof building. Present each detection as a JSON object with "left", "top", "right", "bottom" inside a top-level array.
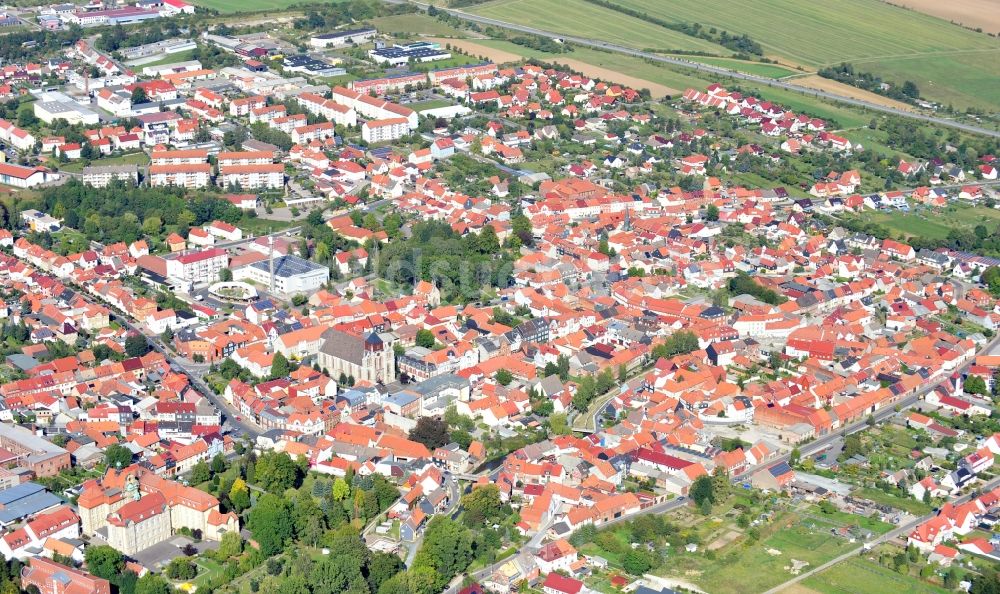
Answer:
[{"left": 236, "top": 254, "right": 329, "bottom": 294}]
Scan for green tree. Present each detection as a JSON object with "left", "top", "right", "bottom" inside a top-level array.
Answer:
[
  {"left": 411, "top": 517, "right": 472, "bottom": 590},
  {"left": 254, "top": 451, "right": 300, "bottom": 493},
  {"left": 415, "top": 329, "right": 435, "bottom": 349},
  {"left": 970, "top": 571, "right": 1000, "bottom": 594},
  {"left": 270, "top": 351, "right": 290, "bottom": 379},
  {"left": 408, "top": 417, "right": 450, "bottom": 450},
  {"left": 219, "top": 267, "right": 233, "bottom": 282},
  {"left": 495, "top": 369, "right": 513, "bottom": 386},
  {"left": 85, "top": 545, "right": 125, "bottom": 581},
  {"left": 622, "top": 549, "right": 655, "bottom": 575},
  {"left": 366, "top": 552, "right": 405, "bottom": 593},
  {"left": 131, "top": 86, "right": 148, "bottom": 105},
  {"left": 124, "top": 333, "right": 149, "bottom": 357},
  {"left": 218, "top": 530, "right": 243, "bottom": 558},
  {"left": 460, "top": 485, "right": 506, "bottom": 527},
  {"left": 229, "top": 477, "right": 251, "bottom": 512},
  {"left": 190, "top": 460, "right": 211, "bottom": 484},
  {"left": 965, "top": 375, "right": 987, "bottom": 395},
  {"left": 690, "top": 475, "right": 716, "bottom": 508},
  {"left": 211, "top": 453, "right": 227, "bottom": 475},
  {"left": 549, "top": 412, "right": 570, "bottom": 436},
  {"left": 248, "top": 493, "right": 294, "bottom": 556},
  {"left": 165, "top": 557, "right": 197, "bottom": 580},
  {"left": 104, "top": 443, "right": 133, "bottom": 469},
  {"left": 332, "top": 477, "right": 351, "bottom": 501},
  {"left": 705, "top": 204, "right": 719, "bottom": 221}
]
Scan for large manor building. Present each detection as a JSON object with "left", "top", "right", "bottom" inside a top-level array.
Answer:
[{"left": 77, "top": 465, "right": 237, "bottom": 555}]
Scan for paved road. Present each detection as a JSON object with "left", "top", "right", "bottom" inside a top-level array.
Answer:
[
  {"left": 764, "top": 474, "right": 1000, "bottom": 594},
  {"left": 109, "top": 311, "right": 263, "bottom": 439},
  {"left": 392, "top": 0, "right": 1000, "bottom": 139}
]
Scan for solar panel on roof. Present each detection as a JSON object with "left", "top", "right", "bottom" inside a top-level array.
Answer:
[{"left": 768, "top": 462, "right": 792, "bottom": 477}]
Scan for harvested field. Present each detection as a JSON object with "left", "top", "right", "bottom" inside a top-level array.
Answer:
[
  {"left": 437, "top": 38, "right": 681, "bottom": 97},
  {"left": 884, "top": 0, "right": 1000, "bottom": 34},
  {"left": 791, "top": 75, "right": 915, "bottom": 111}
]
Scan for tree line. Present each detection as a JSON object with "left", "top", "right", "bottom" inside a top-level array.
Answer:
[{"left": 818, "top": 63, "right": 920, "bottom": 104}]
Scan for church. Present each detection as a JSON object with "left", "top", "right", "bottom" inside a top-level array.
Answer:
[{"left": 317, "top": 328, "right": 396, "bottom": 385}]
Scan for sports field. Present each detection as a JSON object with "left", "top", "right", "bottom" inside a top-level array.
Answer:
[{"left": 469, "top": 0, "right": 1000, "bottom": 109}]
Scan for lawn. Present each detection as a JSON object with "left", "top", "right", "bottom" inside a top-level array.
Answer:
[
  {"left": 367, "top": 13, "right": 466, "bottom": 37},
  {"left": 799, "top": 556, "right": 951, "bottom": 594},
  {"left": 193, "top": 558, "right": 224, "bottom": 590},
  {"left": 234, "top": 214, "right": 298, "bottom": 237},
  {"left": 51, "top": 228, "right": 91, "bottom": 256},
  {"left": 803, "top": 506, "right": 895, "bottom": 536},
  {"left": 472, "top": 0, "right": 1000, "bottom": 110},
  {"left": 842, "top": 203, "right": 1000, "bottom": 241},
  {"left": 469, "top": 0, "right": 730, "bottom": 55},
  {"left": 59, "top": 152, "right": 150, "bottom": 174}
]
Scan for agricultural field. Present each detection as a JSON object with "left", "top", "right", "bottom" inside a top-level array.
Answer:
[
  {"left": 468, "top": 0, "right": 729, "bottom": 54},
  {"left": 856, "top": 52, "right": 1000, "bottom": 111},
  {"left": 470, "top": 0, "right": 1000, "bottom": 110},
  {"left": 883, "top": 0, "right": 1000, "bottom": 36}
]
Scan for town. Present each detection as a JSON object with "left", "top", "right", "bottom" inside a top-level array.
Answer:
[{"left": 0, "top": 1, "right": 996, "bottom": 594}]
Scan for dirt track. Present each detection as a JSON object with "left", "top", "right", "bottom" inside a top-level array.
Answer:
[
  {"left": 791, "top": 75, "right": 915, "bottom": 111},
  {"left": 434, "top": 38, "right": 681, "bottom": 98},
  {"left": 883, "top": 0, "right": 1000, "bottom": 33}
]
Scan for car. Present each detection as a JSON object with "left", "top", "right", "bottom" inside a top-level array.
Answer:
[{"left": 194, "top": 294, "right": 204, "bottom": 301}]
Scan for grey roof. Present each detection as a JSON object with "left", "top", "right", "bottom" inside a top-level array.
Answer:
[
  {"left": 319, "top": 328, "right": 366, "bottom": 366},
  {"left": 410, "top": 373, "right": 469, "bottom": 397},
  {"left": 0, "top": 482, "right": 62, "bottom": 524},
  {"left": 249, "top": 254, "right": 326, "bottom": 279}
]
